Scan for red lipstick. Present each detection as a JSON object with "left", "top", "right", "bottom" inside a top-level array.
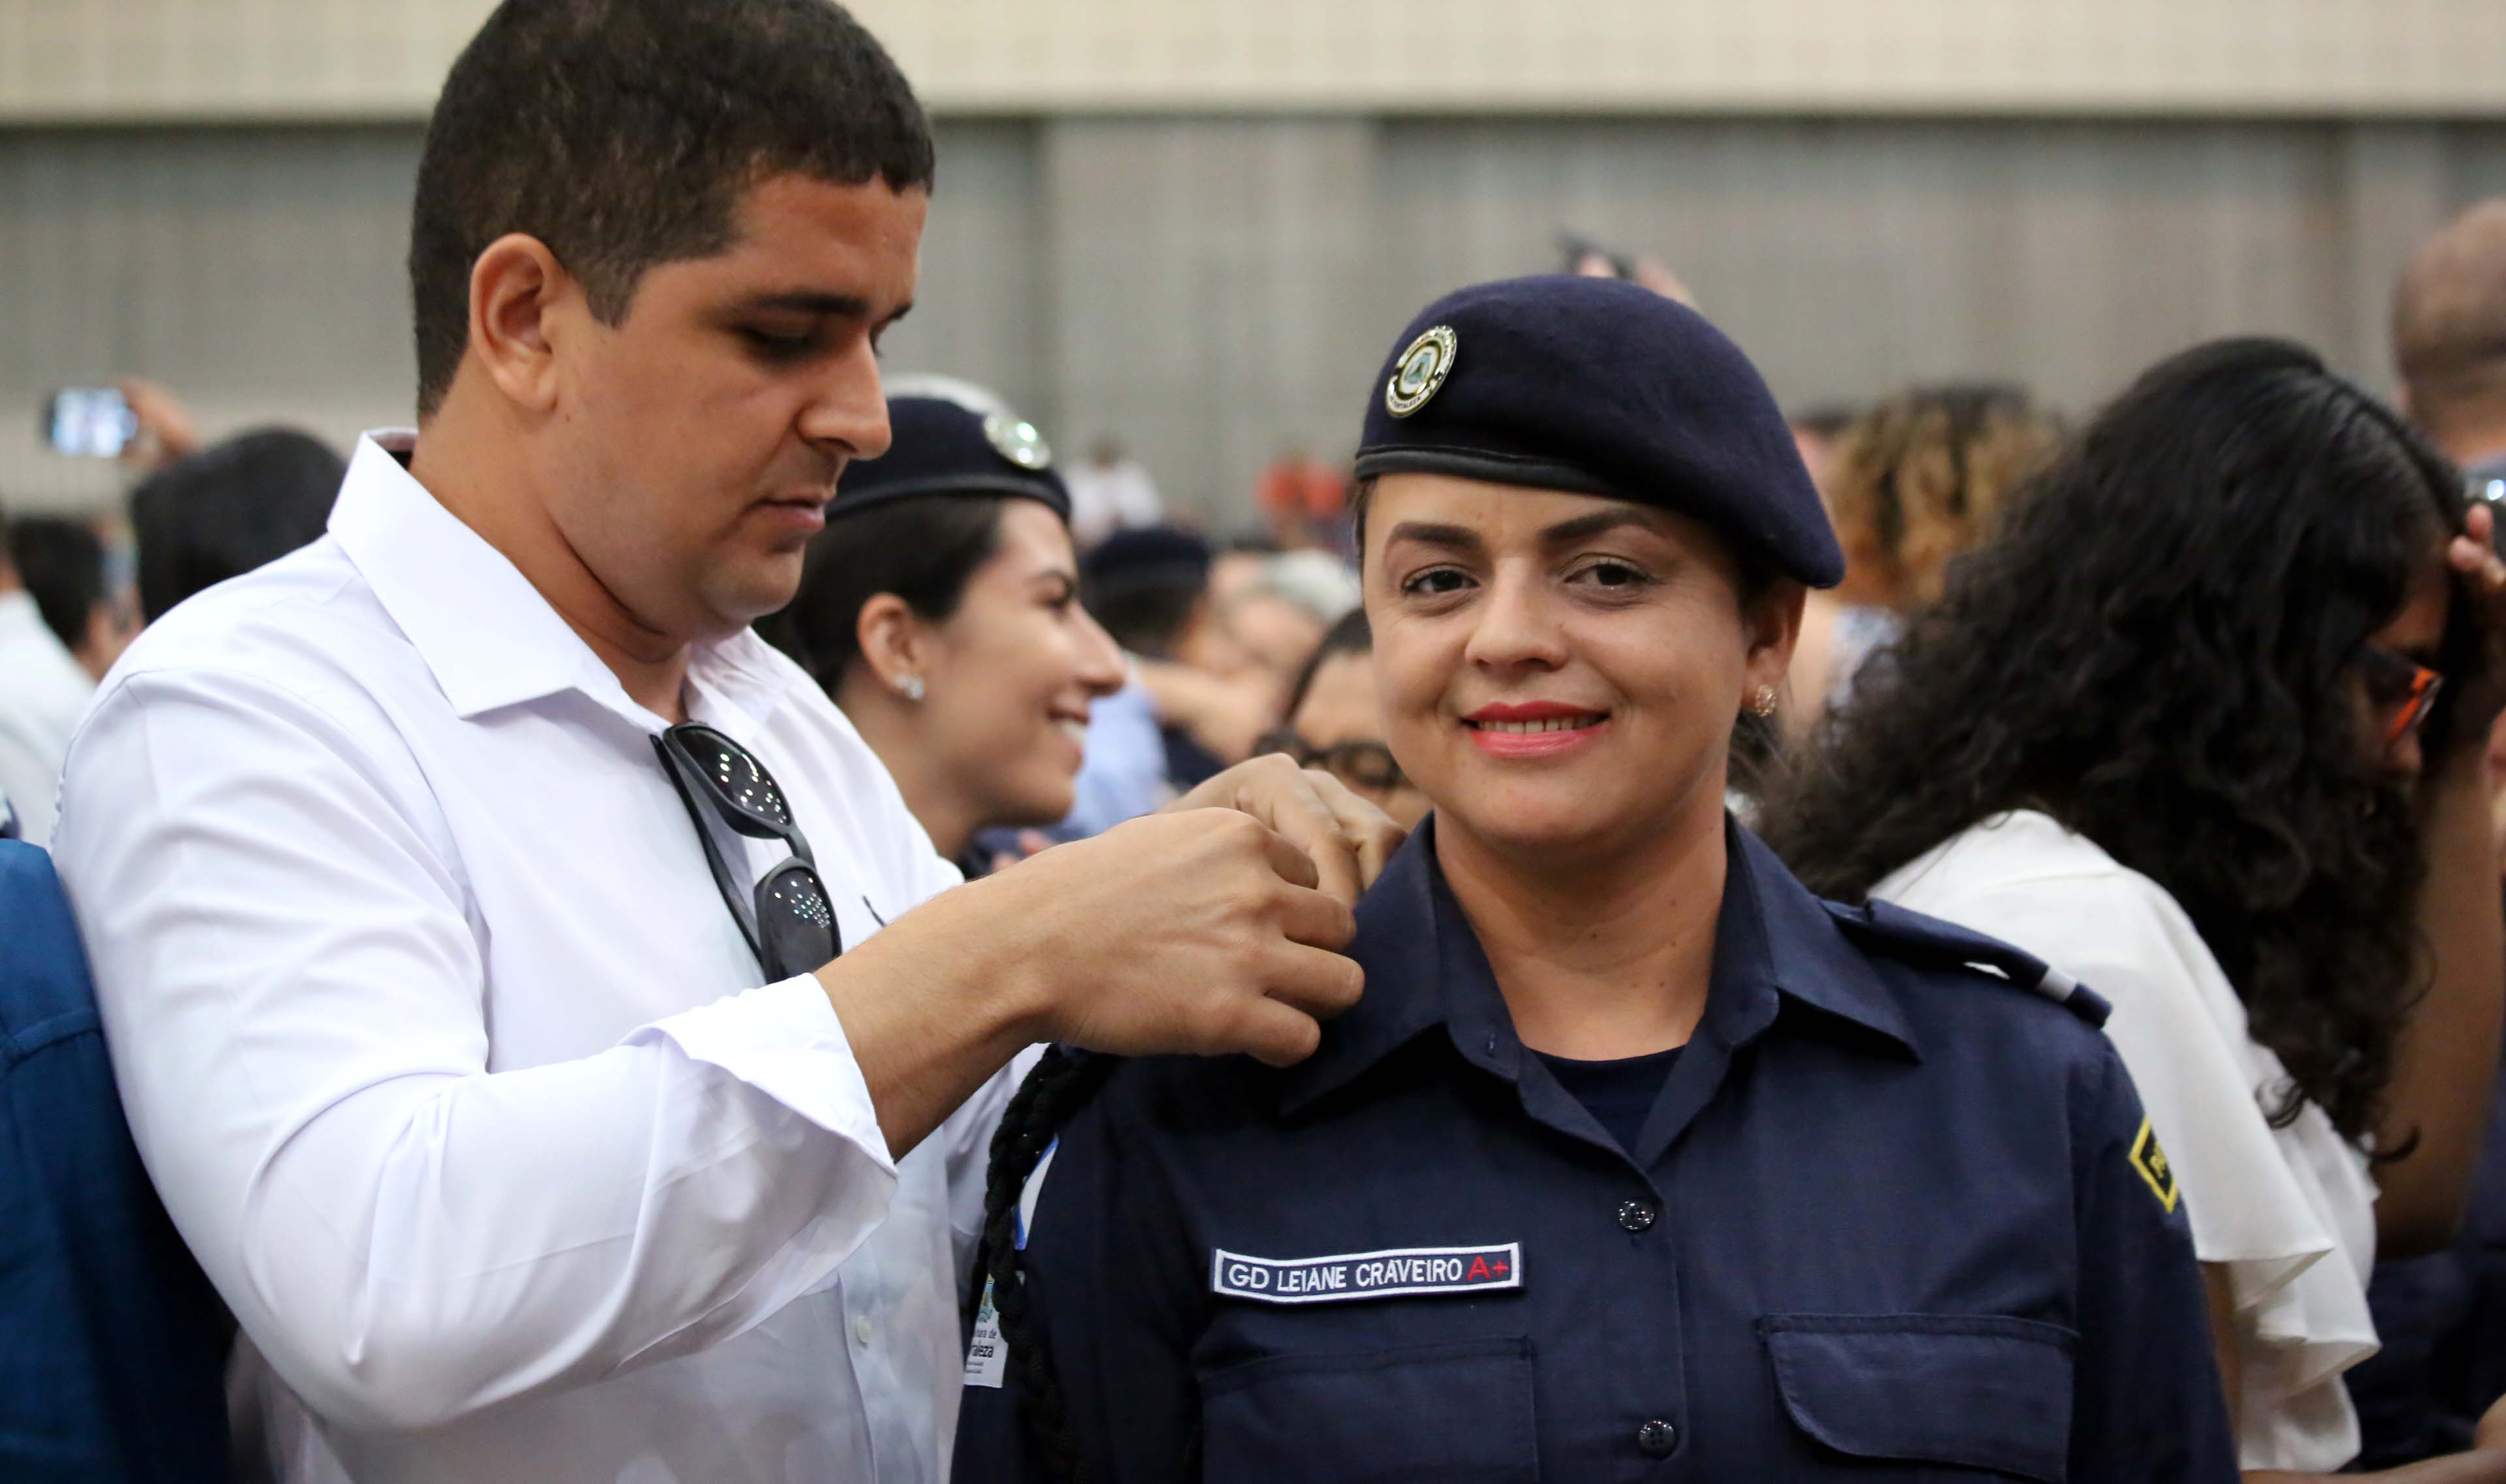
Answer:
[{"left": 1461, "top": 700, "right": 1611, "bottom": 760}]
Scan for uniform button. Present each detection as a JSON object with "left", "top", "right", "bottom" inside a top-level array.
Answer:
[
  {"left": 853, "top": 1315, "right": 874, "bottom": 1346},
  {"left": 1617, "top": 1198, "right": 1659, "bottom": 1233},
  {"left": 1636, "top": 1418, "right": 1678, "bottom": 1457}
]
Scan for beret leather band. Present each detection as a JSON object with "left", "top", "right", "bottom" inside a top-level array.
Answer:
[
  {"left": 824, "top": 472, "right": 1070, "bottom": 523},
  {"left": 1352, "top": 443, "right": 1621, "bottom": 502}
]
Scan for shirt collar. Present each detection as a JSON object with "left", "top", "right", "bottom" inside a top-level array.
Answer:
[
  {"left": 1278, "top": 816, "right": 1917, "bottom": 1115},
  {"left": 328, "top": 431, "right": 798, "bottom": 735}
]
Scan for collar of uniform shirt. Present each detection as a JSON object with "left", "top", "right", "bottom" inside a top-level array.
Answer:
[
  {"left": 1278, "top": 818, "right": 1919, "bottom": 1116},
  {"left": 330, "top": 432, "right": 797, "bottom": 736}
]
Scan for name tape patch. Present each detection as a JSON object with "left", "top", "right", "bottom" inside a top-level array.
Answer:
[{"left": 1211, "top": 1243, "right": 1523, "bottom": 1305}]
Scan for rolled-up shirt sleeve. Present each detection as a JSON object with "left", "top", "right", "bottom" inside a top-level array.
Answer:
[{"left": 51, "top": 667, "right": 902, "bottom": 1433}]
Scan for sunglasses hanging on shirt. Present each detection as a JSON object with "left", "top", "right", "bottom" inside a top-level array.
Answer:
[{"left": 653, "top": 722, "right": 841, "bottom": 982}]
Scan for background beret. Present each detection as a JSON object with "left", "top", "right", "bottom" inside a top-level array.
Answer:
[
  {"left": 1079, "top": 524, "right": 1212, "bottom": 597},
  {"left": 1353, "top": 275, "right": 1844, "bottom": 588},
  {"left": 831, "top": 395, "right": 1071, "bottom": 522}
]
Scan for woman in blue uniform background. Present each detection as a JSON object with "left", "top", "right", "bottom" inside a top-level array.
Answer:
[{"left": 953, "top": 276, "right": 2238, "bottom": 1482}]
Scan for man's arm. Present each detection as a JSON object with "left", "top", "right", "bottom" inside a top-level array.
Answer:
[
  {"left": 836, "top": 752, "right": 1398, "bottom": 1160},
  {"left": 54, "top": 671, "right": 907, "bottom": 1432},
  {"left": 2379, "top": 749, "right": 2505, "bottom": 1256}
]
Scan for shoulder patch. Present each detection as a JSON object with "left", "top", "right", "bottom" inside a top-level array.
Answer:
[
  {"left": 1823, "top": 898, "right": 2111, "bottom": 1028},
  {"left": 2129, "top": 1117, "right": 2180, "bottom": 1213}
]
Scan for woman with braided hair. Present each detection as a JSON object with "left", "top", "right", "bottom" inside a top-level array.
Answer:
[{"left": 951, "top": 276, "right": 2236, "bottom": 1482}]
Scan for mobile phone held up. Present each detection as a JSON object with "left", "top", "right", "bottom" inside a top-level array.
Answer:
[{"left": 42, "top": 386, "right": 138, "bottom": 458}]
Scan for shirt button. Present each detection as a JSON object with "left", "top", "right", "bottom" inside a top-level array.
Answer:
[
  {"left": 852, "top": 1315, "right": 874, "bottom": 1346},
  {"left": 1636, "top": 1419, "right": 1678, "bottom": 1457},
  {"left": 1617, "top": 1198, "right": 1659, "bottom": 1233}
]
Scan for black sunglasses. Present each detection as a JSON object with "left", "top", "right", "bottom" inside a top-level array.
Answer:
[{"left": 653, "top": 722, "right": 841, "bottom": 982}]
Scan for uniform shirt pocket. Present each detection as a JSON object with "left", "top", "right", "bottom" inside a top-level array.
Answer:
[
  {"left": 1759, "top": 1314, "right": 2077, "bottom": 1483},
  {"left": 1199, "top": 1335, "right": 1538, "bottom": 1484}
]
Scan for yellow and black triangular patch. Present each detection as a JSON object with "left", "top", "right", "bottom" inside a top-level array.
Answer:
[{"left": 2129, "top": 1117, "right": 2180, "bottom": 1213}]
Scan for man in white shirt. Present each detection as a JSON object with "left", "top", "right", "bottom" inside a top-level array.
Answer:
[
  {"left": 48, "top": 4, "right": 1388, "bottom": 1481},
  {"left": 0, "top": 510, "right": 97, "bottom": 846}
]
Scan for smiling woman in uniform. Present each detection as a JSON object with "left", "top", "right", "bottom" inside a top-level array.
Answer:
[
  {"left": 765, "top": 390, "right": 1126, "bottom": 873},
  {"left": 951, "top": 277, "right": 2238, "bottom": 1483}
]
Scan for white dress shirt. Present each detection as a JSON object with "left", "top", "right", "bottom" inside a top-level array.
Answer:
[
  {"left": 1876, "top": 810, "right": 2379, "bottom": 1472},
  {"left": 51, "top": 433, "right": 1021, "bottom": 1484},
  {"left": 0, "top": 584, "right": 97, "bottom": 845}
]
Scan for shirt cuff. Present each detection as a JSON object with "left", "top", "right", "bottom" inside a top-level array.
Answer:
[{"left": 631, "top": 974, "right": 897, "bottom": 1179}]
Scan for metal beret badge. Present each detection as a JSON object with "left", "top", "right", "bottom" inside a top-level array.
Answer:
[
  {"left": 983, "top": 411, "right": 1053, "bottom": 470},
  {"left": 1385, "top": 325, "right": 1457, "bottom": 418}
]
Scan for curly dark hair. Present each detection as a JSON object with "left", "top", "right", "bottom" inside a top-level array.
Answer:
[{"left": 1761, "top": 337, "right": 2473, "bottom": 1147}]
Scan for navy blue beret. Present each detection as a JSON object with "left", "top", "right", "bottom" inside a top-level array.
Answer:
[
  {"left": 1354, "top": 275, "right": 1842, "bottom": 588},
  {"left": 831, "top": 395, "right": 1070, "bottom": 522},
  {"left": 1081, "top": 524, "right": 1211, "bottom": 596}
]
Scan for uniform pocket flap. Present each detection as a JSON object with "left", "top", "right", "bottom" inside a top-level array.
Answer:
[{"left": 1760, "top": 1314, "right": 2076, "bottom": 1483}]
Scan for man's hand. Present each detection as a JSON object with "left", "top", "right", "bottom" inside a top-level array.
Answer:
[
  {"left": 985, "top": 808, "right": 1364, "bottom": 1066},
  {"left": 116, "top": 377, "right": 200, "bottom": 470},
  {"left": 818, "top": 805, "right": 1371, "bottom": 1154},
  {"left": 1168, "top": 751, "right": 1408, "bottom": 905}
]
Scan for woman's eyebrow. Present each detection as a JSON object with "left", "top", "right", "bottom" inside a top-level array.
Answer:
[
  {"left": 1383, "top": 520, "right": 1483, "bottom": 555},
  {"left": 1539, "top": 510, "right": 1662, "bottom": 546}
]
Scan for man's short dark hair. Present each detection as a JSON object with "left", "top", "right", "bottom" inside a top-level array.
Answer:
[
  {"left": 131, "top": 429, "right": 345, "bottom": 623},
  {"left": 409, "top": 0, "right": 935, "bottom": 418},
  {"left": 7, "top": 516, "right": 106, "bottom": 653}
]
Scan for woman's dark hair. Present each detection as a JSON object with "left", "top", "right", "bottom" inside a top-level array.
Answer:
[
  {"left": 1761, "top": 336, "right": 2471, "bottom": 1146},
  {"left": 760, "top": 495, "right": 1010, "bottom": 690},
  {"left": 1282, "top": 607, "right": 1372, "bottom": 720}
]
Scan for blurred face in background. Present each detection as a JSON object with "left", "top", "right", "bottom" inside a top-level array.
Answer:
[
  {"left": 1364, "top": 472, "right": 1799, "bottom": 864},
  {"left": 1217, "top": 589, "right": 1327, "bottom": 693},
  {"left": 881, "top": 501, "right": 1127, "bottom": 839},
  {"left": 1288, "top": 649, "right": 1431, "bottom": 828}
]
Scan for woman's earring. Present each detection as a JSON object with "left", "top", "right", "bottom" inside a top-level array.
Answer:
[
  {"left": 1750, "top": 686, "right": 1778, "bottom": 718},
  {"left": 899, "top": 675, "right": 927, "bottom": 702}
]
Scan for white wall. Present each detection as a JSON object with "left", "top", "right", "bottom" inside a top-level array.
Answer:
[
  {"left": 5, "top": 117, "right": 2503, "bottom": 519},
  {"left": 5, "top": 1, "right": 2505, "bottom": 121}
]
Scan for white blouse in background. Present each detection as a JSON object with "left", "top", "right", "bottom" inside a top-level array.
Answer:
[{"left": 1874, "top": 809, "right": 2379, "bottom": 1474}]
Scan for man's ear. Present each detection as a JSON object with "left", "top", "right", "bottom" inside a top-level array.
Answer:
[
  {"left": 467, "top": 233, "right": 578, "bottom": 414},
  {"left": 854, "top": 592, "right": 932, "bottom": 698}
]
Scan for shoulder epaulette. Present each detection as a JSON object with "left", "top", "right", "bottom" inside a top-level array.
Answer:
[{"left": 1822, "top": 897, "right": 2111, "bottom": 1028}]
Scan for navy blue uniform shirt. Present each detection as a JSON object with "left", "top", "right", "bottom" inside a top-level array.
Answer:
[{"left": 953, "top": 824, "right": 2236, "bottom": 1482}]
